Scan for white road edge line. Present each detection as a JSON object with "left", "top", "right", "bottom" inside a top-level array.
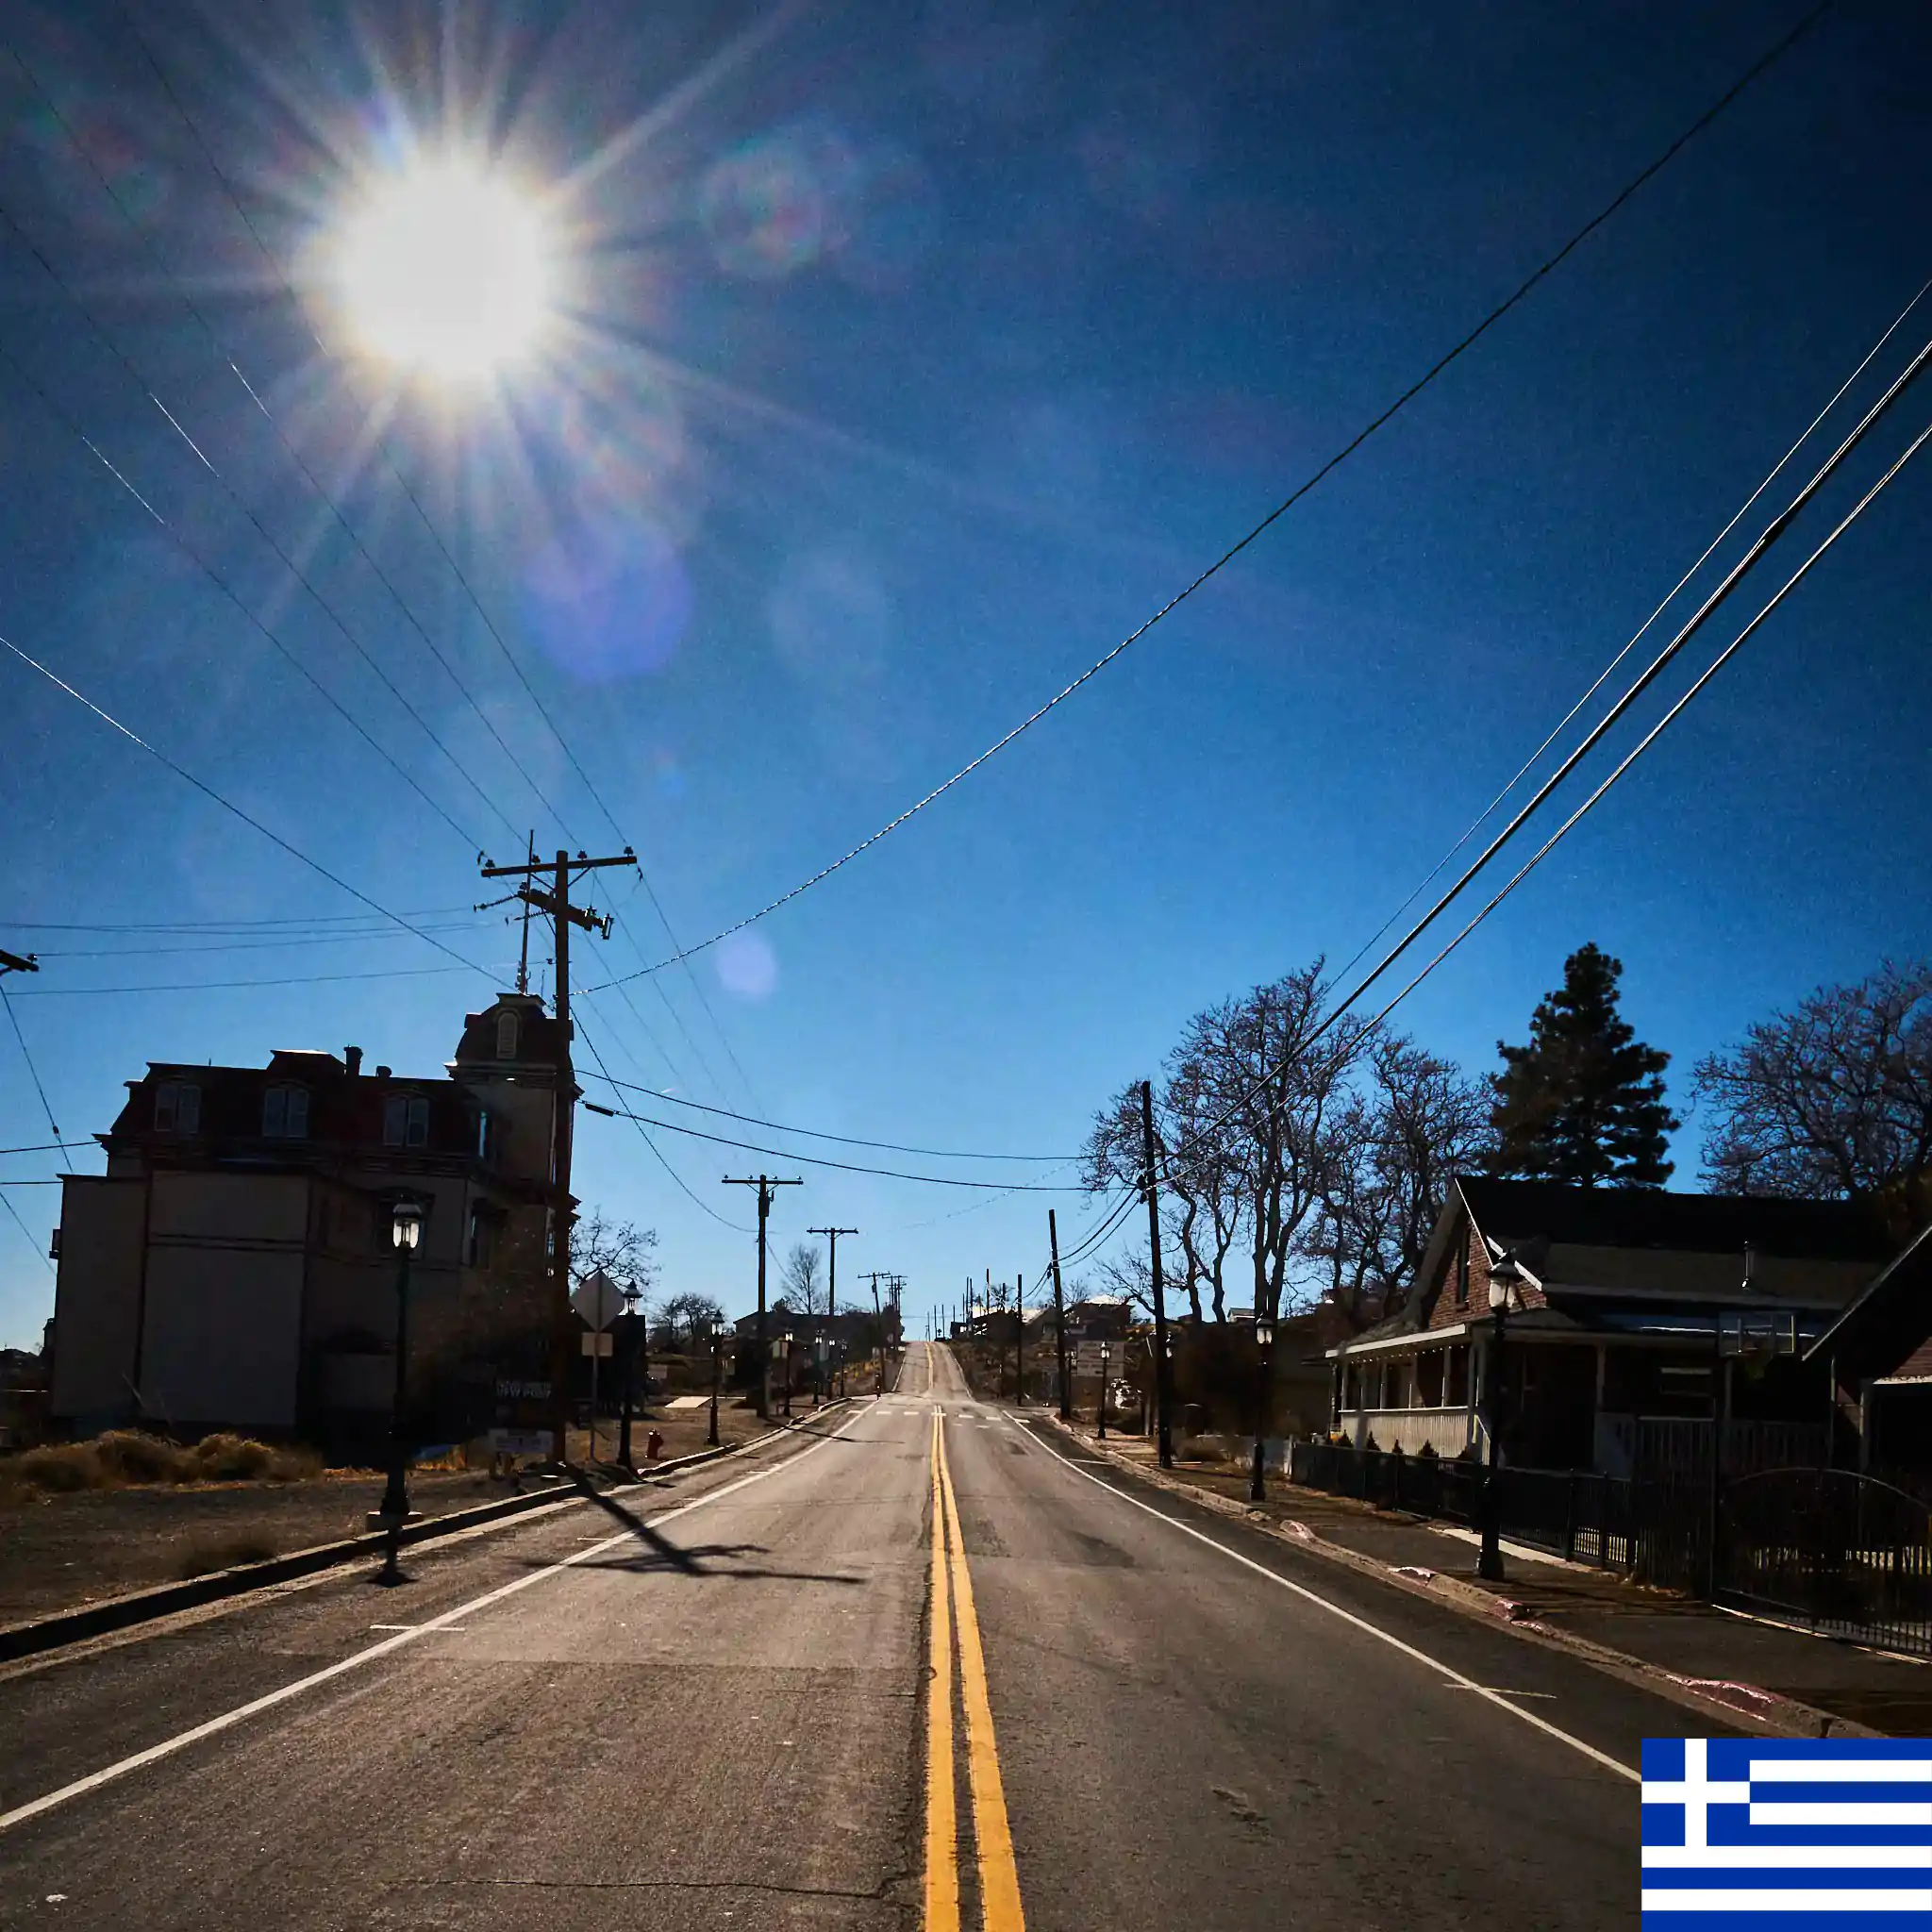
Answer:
[
  {"left": 0, "top": 1408, "right": 871, "bottom": 1834},
  {"left": 1021, "top": 1425, "right": 1638, "bottom": 1784}
]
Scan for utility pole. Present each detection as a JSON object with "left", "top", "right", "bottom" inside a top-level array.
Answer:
[
  {"left": 808, "top": 1225, "right": 858, "bottom": 1399},
  {"left": 724, "top": 1175, "right": 802, "bottom": 1416},
  {"left": 1049, "top": 1208, "right": 1070, "bottom": 1421},
  {"left": 0, "top": 949, "right": 39, "bottom": 976},
  {"left": 1141, "top": 1078, "right": 1174, "bottom": 1470},
  {"left": 479, "top": 844, "right": 633, "bottom": 1462},
  {"left": 1013, "top": 1268, "right": 1024, "bottom": 1405}
]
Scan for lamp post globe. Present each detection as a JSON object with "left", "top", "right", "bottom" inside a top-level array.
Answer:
[
  {"left": 1477, "top": 1253, "right": 1519, "bottom": 1583},
  {"left": 376, "top": 1196, "right": 425, "bottom": 1581},
  {"left": 1250, "top": 1313, "right": 1275, "bottom": 1503}
]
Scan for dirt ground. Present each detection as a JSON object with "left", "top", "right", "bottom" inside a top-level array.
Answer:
[{"left": 0, "top": 1395, "right": 799, "bottom": 1627}]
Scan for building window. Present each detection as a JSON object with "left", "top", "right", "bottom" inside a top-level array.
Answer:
[
  {"left": 262, "top": 1085, "right": 308, "bottom": 1139},
  {"left": 408, "top": 1096, "right": 429, "bottom": 1147},
  {"left": 496, "top": 1010, "right": 519, "bottom": 1059},
  {"left": 154, "top": 1080, "right": 200, "bottom": 1134},
  {"left": 382, "top": 1094, "right": 430, "bottom": 1148},
  {"left": 465, "top": 1211, "right": 492, "bottom": 1267},
  {"left": 475, "top": 1108, "right": 491, "bottom": 1161}
]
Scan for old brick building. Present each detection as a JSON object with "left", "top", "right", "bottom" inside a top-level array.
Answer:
[{"left": 49, "top": 993, "right": 561, "bottom": 1451}]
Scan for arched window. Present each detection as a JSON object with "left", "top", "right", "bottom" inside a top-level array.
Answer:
[
  {"left": 262, "top": 1086, "right": 308, "bottom": 1139},
  {"left": 496, "top": 1010, "right": 519, "bottom": 1059}
]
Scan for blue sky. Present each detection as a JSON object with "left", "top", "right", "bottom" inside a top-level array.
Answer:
[{"left": 3, "top": 0, "right": 1928, "bottom": 1349}]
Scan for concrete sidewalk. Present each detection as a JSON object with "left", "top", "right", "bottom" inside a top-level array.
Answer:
[{"left": 1056, "top": 1420, "right": 1932, "bottom": 1738}]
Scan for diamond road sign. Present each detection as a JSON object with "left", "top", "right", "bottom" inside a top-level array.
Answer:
[{"left": 571, "top": 1268, "right": 625, "bottom": 1331}]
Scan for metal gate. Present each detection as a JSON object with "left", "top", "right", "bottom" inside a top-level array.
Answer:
[{"left": 1718, "top": 1468, "right": 1932, "bottom": 1657}]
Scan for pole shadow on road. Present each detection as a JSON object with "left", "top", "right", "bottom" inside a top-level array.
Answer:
[{"left": 559, "top": 1474, "right": 865, "bottom": 1585}]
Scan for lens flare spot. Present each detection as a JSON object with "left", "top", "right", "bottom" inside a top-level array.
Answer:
[
  {"left": 715, "top": 930, "right": 777, "bottom": 1002},
  {"left": 522, "top": 515, "right": 691, "bottom": 683},
  {"left": 699, "top": 125, "right": 854, "bottom": 280}
]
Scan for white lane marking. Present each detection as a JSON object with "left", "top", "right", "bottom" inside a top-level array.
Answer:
[
  {"left": 0, "top": 1412, "right": 867, "bottom": 1834},
  {"left": 1022, "top": 1428, "right": 1638, "bottom": 1783}
]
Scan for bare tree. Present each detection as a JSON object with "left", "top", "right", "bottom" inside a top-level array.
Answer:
[
  {"left": 782, "top": 1241, "right": 825, "bottom": 1315},
  {"left": 658, "top": 1290, "right": 725, "bottom": 1351},
  {"left": 1305, "top": 1035, "right": 1492, "bottom": 1320},
  {"left": 571, "top": 1208, "right": 659, "bottom": 1295},
  {"left": 1692, "top": 961, "right": 1932, "bottom": 1198}
]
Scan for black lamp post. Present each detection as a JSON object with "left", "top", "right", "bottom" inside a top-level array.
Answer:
[
  {"left": 1477, "top": 1253, "right": 1519, "bottom": 1583},
  {"left": 375, "top": 1196, "right": 425, "bottom": 1582},
  {"left": 782, "top": 1329, "right": 794, "bottom": 1418},
  {"left": 708, "top": 1319, "right": 724, "bottom": 1448},
  {"left": 617, "top": 1279, "right": 641, "bottom": 1469},
  {"left": 1250, "top": 1313, "right": 1275, "bottom": 1503},
  {"left": 1097, "top": 1342, "right": 1110, "bottom": 1441}
]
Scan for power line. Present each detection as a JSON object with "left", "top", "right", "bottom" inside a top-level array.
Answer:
[
  {"left": 584, "top": 0, "right": 1837, "bottom": 993},
  {"left": 1, "top": 982, "right": 60, "bottom": 1137},
  {"left": 579, "top": 1096, "right": 1082, "bottom": 1191},
  {"left": 116, "top": 15, "right": 765, "bottom": 1114},
  {"left": 7, "top": 25, "right": 579, "bottom": 848},
  {"left": 577, "top": 1065, "right": 1074, "bottom": 1160},
  {"left": 30, "top": 924, "right": 493, "bottom": 959},
  {"left": 0, "top": 1185, "right": 54, "bottom": 1277},
  {"left": 573, "top": 1008, "right": 752, "bottom": 1231},
  {"left": 0, "top": 318, "right": 487, "bottom": 854},
  {"left": 0, "top": 631, "right": 496, "bottom": 978},
  {"left": 0, "top": 908, "right": 481, "bottom": 933},
  {"left": 1361, "top": 407, "right": 1932, "bottom": 1037},
  {"left": 1330, "top": 271, "right": 1932, "bottom": 991},
  {"left": 0, "top": 1142, "right": 93, "bottom": 1158},
  {"left": 8, "top": 964, "right": 496, "bottom": 997}
]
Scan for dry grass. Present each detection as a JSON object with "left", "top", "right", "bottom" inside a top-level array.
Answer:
[
  {"left": 173, "top": 1531, "right": 282, "bottom": 1580},
  {"left": 3, "top": 1430, "right": 324, "bottom": 1497}
]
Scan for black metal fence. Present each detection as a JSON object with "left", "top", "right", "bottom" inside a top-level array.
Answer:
[{"left": 1287, "top": 1440, "right": 1931, "bottom": 1657}]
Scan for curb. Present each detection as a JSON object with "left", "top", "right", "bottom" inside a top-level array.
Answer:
[
  {"left": 0, "top": 1407, "right": 845, "bottom": 1665},
  {"left": 1030, "top": 1413, "right": 1881, "bottom": 1741}
]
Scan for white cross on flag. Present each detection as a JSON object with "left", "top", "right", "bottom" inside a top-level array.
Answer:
[{"left": 1642, "top": 1737, "right": 1932, "bottom": 1924}]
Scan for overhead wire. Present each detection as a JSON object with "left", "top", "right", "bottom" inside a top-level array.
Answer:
[
  {"left": 8, "top": 964, "right": 498, "bottom": 997},
  {"left": 4, "top": 25, "right": 578, "bottom": 848},
  {"left": 1, "top": 982, "right": 61, "bottom": 1137},
  {"left": 111, "top": 12, "right": 764, "bottom": 1110},
  {"left": 577, "top": 1067, "right": 1076, "bottom": 1160},
  {"left": 581, "top": 0, "right": 1838, "bottom": 993},
  {"left": 0, "top": 1185, "right": 55, "bottom": 1276},
  {"left": 578, "top": 1098, "right": 1081, "bottom": 1191},
  {"left": 0, "top": 631, "right": 497, "bottom": 978},
  {"left": 1328, "top": 271, "right": 1932, "bottom": 991}
]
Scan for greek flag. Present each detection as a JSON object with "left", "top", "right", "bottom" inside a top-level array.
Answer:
[{"left": 1642, "top": 1738, "right": 1932, "bottom": 1926}]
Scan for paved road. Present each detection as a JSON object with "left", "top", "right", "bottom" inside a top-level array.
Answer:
[{"left": 0, "top": 1343, "right": 1691, "bottom": 1927}]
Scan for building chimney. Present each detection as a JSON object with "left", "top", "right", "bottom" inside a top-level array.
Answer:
[
  {"left": 345, "top": 1045, "right": 363, "bottom": 1078},
  {"left": 375, "top": 1065, "right": 391, "bottom": 1080}
]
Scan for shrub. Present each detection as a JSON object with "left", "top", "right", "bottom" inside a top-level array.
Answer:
[
  {"left": 95, "top": 1431, "right": 193, "bottom": 1484},
  {"left": 11, "top": 1441, "right": 107, "bottom": 1492},
  {"left": 192, "top": 1433, "right": 321, "bottom": 1482}
]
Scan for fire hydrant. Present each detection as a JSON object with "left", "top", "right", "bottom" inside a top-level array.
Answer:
[{"left": 646, "top": 1428, "right": 664, "bottom": 1463}]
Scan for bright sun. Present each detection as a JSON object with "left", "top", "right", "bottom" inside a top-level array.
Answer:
[{"left": 336, "top": 160, "right": 554, "bottom": 380}]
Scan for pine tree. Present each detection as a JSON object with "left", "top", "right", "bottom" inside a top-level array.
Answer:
[{"left": 1489, "top": 943, "right": 1678, "bottom": 1187}]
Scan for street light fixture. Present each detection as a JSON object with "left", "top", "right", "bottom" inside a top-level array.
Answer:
[
  {"left": 1477, "top": 1252, "right": 1521, "bottom": 1583},
  {"left": 375, "top": 1196, "right": 425, "bottom": 1583},
  {"left": 708, "top": 1318, "right": 725, "bottom": 1448},
  {"left": 1250, "top": 1313, "right": 1275, "bottom": 1503}
]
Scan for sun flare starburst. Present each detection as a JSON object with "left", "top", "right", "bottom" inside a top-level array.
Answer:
[{"left": 334, "top": 158, "right": 554, "bottom": 380}]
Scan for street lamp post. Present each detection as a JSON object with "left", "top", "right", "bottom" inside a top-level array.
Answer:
[
  {"left": 617, "top": 1279, "right": 641, "bottom": 1469},
  {"left": 375, "top": 1197, "right": 425, "bottom": 1583},
  {"left": 708, "top": 1319, "right": 724, "bottom": 1448},
  {"left": 1098, "top": 1342, "right": 1110, "bottom": 1441},
  {"left": 1477, "top": 1253, "right": 1519, "bottom": 1583},
  {"left": 1250, "top": 1313, "right": 1275, "bottom": 1503},
  {"left": 782, "top": 1329, "right": 794, "bottom": 1419}
]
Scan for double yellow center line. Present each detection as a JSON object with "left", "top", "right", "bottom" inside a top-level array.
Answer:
[{"left": 924, "top": 1411, "right": 1025, "bottom": 1932}]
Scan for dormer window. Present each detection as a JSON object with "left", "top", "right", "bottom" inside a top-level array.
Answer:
[
  {"left": 262, "top": 1085, "right": 308, "bottom": 1139},
  {"left": 154, "top": 1080, "right": 200, "bottom": 1134},
  {"left": 496, "top": 1010, "right": 519, "bottom": 1059},
  {"left": 383, "top": 1094, "right": 430, "bottom": 1148}
]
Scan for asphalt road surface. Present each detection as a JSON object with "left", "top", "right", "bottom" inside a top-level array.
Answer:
[{"left": 0, "top": 1341, "right": 1696, "bottom": 1928}]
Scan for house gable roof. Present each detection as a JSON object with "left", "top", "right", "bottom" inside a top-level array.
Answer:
[{"left": 1804, "top": 1218, "right": 1932, "bottom": 1375}]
